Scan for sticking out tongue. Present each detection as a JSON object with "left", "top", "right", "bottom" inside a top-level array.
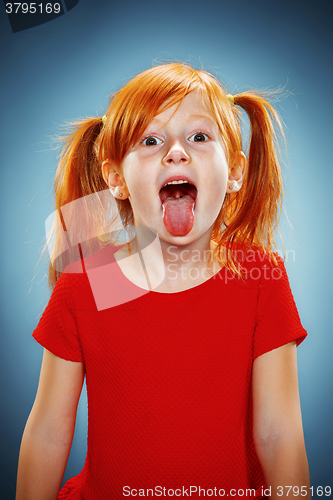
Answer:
[{"left": 159, "top": 182, "right": 197, "bottom": 236}]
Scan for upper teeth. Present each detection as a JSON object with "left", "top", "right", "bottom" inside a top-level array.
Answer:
[{"left": 164, "top": 180, "right": 190, "bottom": 186}]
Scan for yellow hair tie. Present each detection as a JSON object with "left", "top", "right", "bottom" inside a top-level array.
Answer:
[
  {"left": 102, "top": 115, "right": 107, "bottom": 125},
  {"left": 226, "top": 94, "right": 235, "bottom": 105}
]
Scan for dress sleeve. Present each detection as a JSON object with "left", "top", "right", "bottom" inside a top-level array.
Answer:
[
  {"left": 32, "top": 273, "right": 84, "bottom": 362},
  {"left": 252, "top": 257, "right": 307, "bottom": 360}
]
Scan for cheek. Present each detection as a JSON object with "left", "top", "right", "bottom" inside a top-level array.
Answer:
[
  {"left": 205, "top": 153, "right": 229, "bottom": 198},
  {"left": 122, "top": 168, "right": 152, "bottom": 217},
  {"left": 199, "top": 158, "right": 228, "bottom": 224},
  {"left": 122, "top": 157, "right": 141, "bottom": 197},
  {"left": 209, "top": 182, "right": 227, "bottom": 218},
  {"left": 122, "top": 153, "right": 152, "bottom": 192}
]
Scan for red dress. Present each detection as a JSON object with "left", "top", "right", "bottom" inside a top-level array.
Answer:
[{"left": 33, "top": 245, "right": 307, "bottom": 499}]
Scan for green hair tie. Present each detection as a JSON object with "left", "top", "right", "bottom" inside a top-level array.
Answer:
[
  {"left": 226, "top": 94, "right": 235, "bottom": 105},
  {"left": 102, "top": 115, "right": 107, "bottom": 125}
]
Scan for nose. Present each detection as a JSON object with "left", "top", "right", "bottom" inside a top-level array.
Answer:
[{"left": 163, "top": 140, "right": 190, "bottom": 165}]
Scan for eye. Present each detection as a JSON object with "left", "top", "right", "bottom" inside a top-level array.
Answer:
[
  {"left": 142, "top": 136, "right": 163, "bottom": 146},
  {"left": 188, "top": 132, "right": 209, "bottom": 143}
]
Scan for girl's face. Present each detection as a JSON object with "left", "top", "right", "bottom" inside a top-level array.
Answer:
[{"left": 119, "top": 91, "right": 236, "bottom": 246}]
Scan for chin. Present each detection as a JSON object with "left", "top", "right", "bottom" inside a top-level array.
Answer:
[{"left": 157, "top": 226, "right": 207, "bottom": 247}]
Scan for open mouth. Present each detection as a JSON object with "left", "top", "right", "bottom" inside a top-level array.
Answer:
[{"left": 159, "top": 180, "right": 197, "bottom": 236}]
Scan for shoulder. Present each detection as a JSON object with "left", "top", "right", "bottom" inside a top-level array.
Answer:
[
  {"left": 54, "top": 271, "right": 91, "bottom": 312},
  {"left": 227, "top": 243, "right": 287, "bottom": 286},
  {"left": 55, "top": 244, "right": 121, "bottom": 311},
  {"left": 62, "top": 243, "right": 118, "bottom": 274},
  {"left": 51, "top": 272, "right": 92, "bottom": 312},
  {"left": 54, "top": 270, "right": 89, "bottom": 292},
  {"left": 232, "top": 243, "right": 282, "bottom": 266}
]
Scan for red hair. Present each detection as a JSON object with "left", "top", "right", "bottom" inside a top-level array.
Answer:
[{"left": 48, "top": 63, "right": 284, "bottom": 288}]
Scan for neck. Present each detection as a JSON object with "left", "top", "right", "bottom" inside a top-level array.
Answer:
[{"left": 115, "top": 226, "right": 222, "bottom": 293}]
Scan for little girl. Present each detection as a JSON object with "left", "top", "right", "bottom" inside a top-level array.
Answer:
[{"left": 16, "top": 63, "right": 310, "bottom": 499}]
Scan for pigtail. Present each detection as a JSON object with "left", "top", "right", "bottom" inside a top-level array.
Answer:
[
  {"left": 213, "top": 92, "right": 284, "bottom": 272},
  {"left": 48, "top": 117, "right": 107, "bottom": 288},
  {"left": 55, "top": 117, "right": 105, "bottom": 207}
]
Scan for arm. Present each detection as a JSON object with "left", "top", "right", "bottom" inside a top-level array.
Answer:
[
  {"left": 16, "top": 348, "right": 85, "bottom": 500},
  {"left": 252, "top": 341, "right": 310, "bottom": 500}
]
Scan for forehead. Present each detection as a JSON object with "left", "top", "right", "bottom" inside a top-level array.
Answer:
[{"left": 148, "top": 90, "right": 217, "bottom": 128}]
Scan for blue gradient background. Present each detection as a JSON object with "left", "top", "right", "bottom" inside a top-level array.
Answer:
[{"left": 1, "top": 0, "right": 332, "bottom": 497}]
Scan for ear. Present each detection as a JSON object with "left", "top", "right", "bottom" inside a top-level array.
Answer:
[
  {"left": 226, "top": 151, "right": 246, "bottom": 194},
  {"left": 101, "top": 160, "right": 130, "bottom": 200}
]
